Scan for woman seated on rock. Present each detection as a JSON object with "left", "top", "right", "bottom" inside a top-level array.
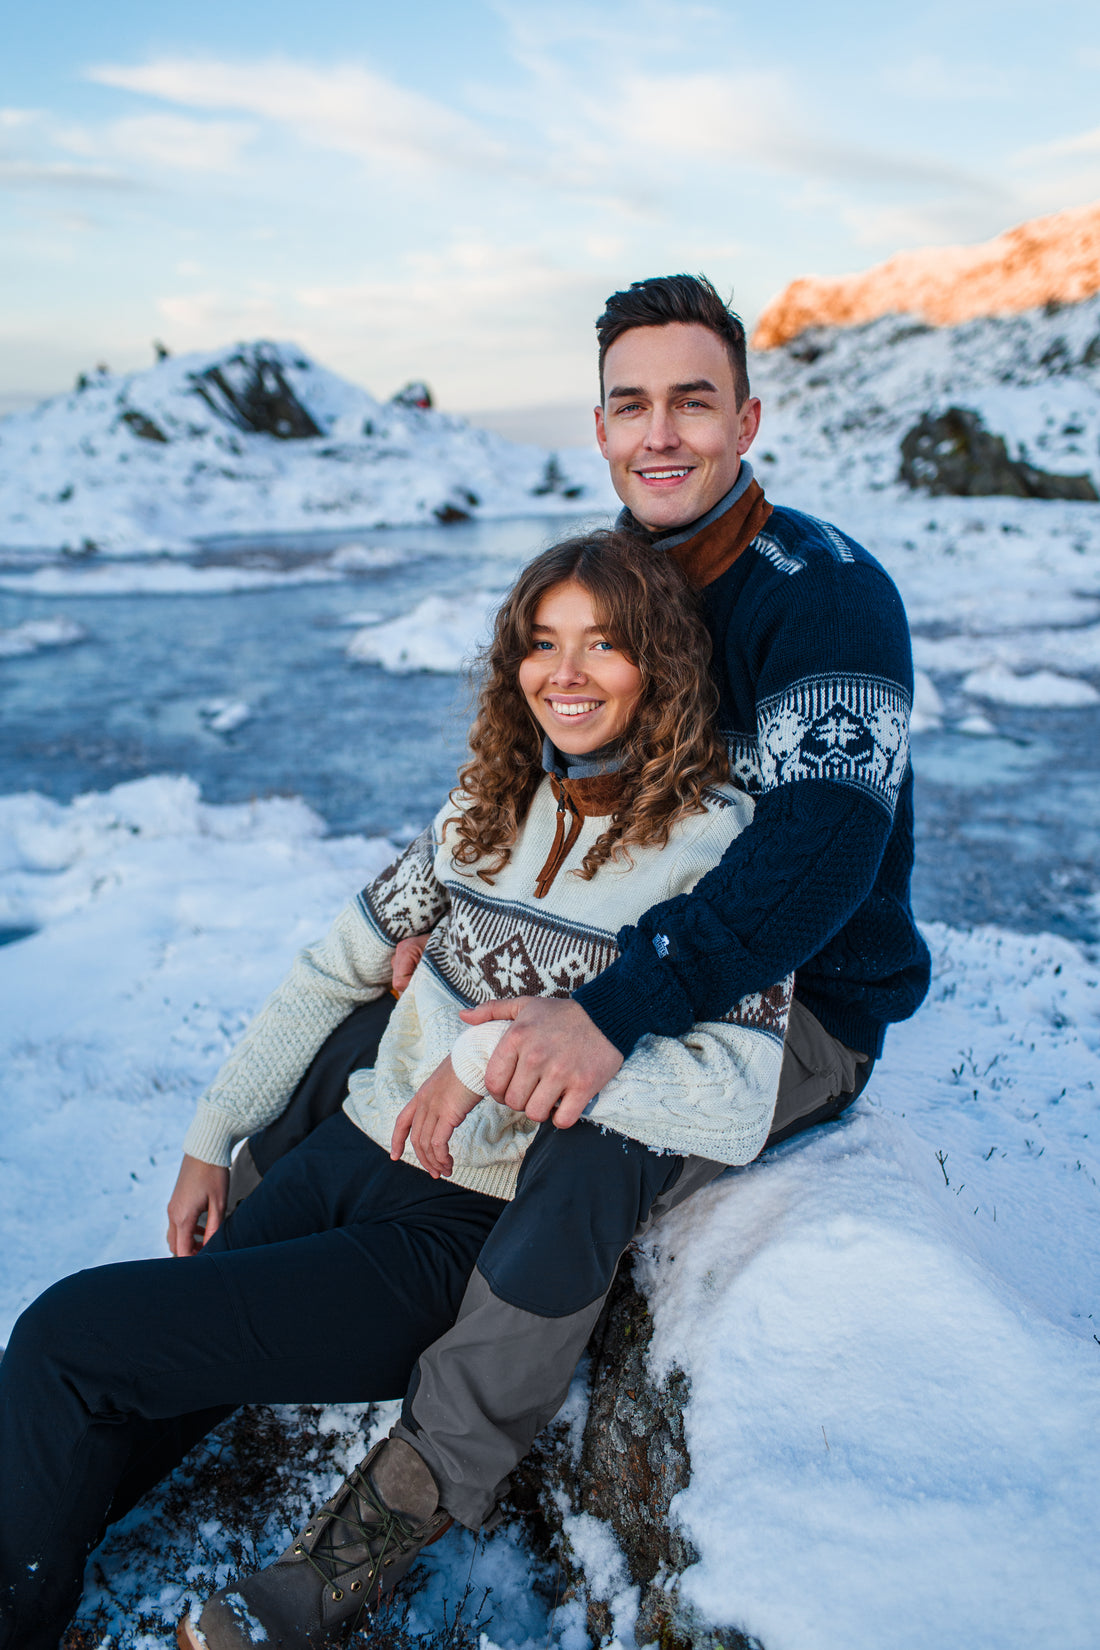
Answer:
[{"left": 0, "top": 530, "right": 790, "bottom": 1650}]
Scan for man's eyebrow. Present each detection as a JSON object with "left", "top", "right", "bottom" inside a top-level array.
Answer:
[{"left": 606, "top": 379, "right": 719, "bottom": 400}]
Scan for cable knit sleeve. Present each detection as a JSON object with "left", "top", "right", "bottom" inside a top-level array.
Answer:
[
  {"left": 575, "top": 549, "right": 923, "bottom": 1058},
  {"left": 583, "top": 1004, "right": 787, "bottom": 1165},
  {"left": 184, "top": 815, "right": 454, "bottom": 1166}
]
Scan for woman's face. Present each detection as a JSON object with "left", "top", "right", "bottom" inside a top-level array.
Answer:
[{"left": 518, "top": 579, "right": 643, "bottom": 756}]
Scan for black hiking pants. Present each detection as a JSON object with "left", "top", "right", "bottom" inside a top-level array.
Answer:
[{"left": 0, "top": 1109, "right": 702, "bottom": 1650}]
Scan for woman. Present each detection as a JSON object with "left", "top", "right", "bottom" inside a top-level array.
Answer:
[{"left": 0, "top": 531, "right": 789, "bottom": 1650}]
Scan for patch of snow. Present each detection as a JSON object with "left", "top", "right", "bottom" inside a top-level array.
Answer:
[
  {"left": 346, "top": 591, "right": 504, "bottom": 674},
  {"left": 956, "top": 711, "right": 997, "bottom": 735},
  {"left": 961, "top": 663, "right": 1100, "bottom": 707},
  {"left": 0, "top": 615, "right": 86, "bottom": 656},
  {"left": 0, "top": 560, "right": 345, "bottom": 596},
  {"left": 199, "top": 699, "right": 252, "bottom": 736},
  {"left": 909, "top": 670, "right": 943, "bottom": 732}
]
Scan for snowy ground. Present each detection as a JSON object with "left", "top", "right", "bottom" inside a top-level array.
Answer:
[
  {"left": 1, "top": 771, "right": 1097, "bottom": 1650},
  {"left": 2, "top": 297, "right": 1099, "bottom": 1649}
]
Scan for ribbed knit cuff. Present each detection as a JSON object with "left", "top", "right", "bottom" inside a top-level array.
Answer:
[
  {"left": 450, "top": 1022, "right": 509, "bottom": 1094},
  {"left": 182, "top": 1103, "right": 244, "bottom": 1168},
  {"left": 574, "top": 962, "right": 664, "bottom": 1059}
]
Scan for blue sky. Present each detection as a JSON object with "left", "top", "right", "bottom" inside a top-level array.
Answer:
[{"left": 3, "top": 0, "right": 1100, "bottom": 419}]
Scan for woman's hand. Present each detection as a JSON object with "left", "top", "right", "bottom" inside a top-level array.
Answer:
[
  {"left": 392, "top": 934, "right": 429, "bottom": 995},
  {"left": 390, "top": 1057, "right": 481, "bottom": 1179},
  {"left": 166, "top": 1154, "right": 230, "bottom": 1256}
]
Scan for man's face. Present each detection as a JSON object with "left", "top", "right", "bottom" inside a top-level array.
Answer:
[{"left": 595, "top": 323, "right": 761, "bottom": 532}]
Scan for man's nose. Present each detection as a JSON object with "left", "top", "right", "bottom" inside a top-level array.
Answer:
[{"left": 644, "top": 405, "right": 679, "bottom": 450}]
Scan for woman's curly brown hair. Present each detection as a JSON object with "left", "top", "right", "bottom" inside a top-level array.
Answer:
[{"left": 449, "top": 529, "right": 730, "bottom": 882}]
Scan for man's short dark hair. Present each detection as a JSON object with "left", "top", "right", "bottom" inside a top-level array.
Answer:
[{"left": 596, "top": 274, "right": 751, "bottom": 406}]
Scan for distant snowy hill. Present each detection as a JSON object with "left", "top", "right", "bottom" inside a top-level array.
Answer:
[
  {"left": 3, "top": 297, "right": 1098, "bottom": 559},
  {"left": 752, "top": 199, "right": 1100, "bottom": 348},
  {"left": 749, "top": 291, "right": 1100, "bottom": 502},
  {"left": 0, "top": 341, "right": 614, "bottom": 555}
]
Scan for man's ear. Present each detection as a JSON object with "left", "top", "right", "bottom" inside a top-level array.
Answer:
[
  {"left": 594, "top": 403, "right": 609, "bottom": 458},
  {"left": 737, "top": 397, "right": 762, "bottom": 455}
]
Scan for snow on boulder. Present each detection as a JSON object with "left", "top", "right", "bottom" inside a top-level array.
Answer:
[{"left": 0, "top": 341, "right": 614, "bottom": 555}]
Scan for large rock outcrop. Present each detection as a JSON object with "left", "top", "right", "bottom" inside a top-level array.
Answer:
[
  {"left": 752, "top": 200, "right": 1100, "bottom": 350},
  {"left": 899, "top": 406, "right": 1100, "bottom": 499}
]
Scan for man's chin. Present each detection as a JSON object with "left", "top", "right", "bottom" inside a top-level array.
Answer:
[{"left": 628, "top": 492, "right": 705, "bottom": 534}]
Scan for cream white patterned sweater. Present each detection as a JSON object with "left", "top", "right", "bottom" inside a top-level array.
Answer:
[{"left": 184, "top": 778, "right": 791, "bottom": 1200}]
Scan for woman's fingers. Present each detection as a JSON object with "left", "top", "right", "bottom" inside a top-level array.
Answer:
[
  {"left": 166, "top": 1156, "right": 229, "bottom": 1256},
  {"left": 390, "top": 1098, "right": 416, "bottom": 1160}
]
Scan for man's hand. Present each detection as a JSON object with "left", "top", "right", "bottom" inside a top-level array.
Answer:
[
  {"left": 166, "top": 1154, "right": 230, "bottom": 1256},
  {"left": 391, "top": 1056, "right": 481, "bottom": 1179},
  {"left": 458, "top": 997, "right": 623, "bottom": 1128},
  {"left": 392, "top": 934, "right": 429, "bottom": 995}
]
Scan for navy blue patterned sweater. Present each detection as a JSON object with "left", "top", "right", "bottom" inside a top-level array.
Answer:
[{"left": 574, "top": 469, "right": 931, "bottom": 1061}]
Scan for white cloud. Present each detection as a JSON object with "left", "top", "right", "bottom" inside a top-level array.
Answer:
[
  {"left": 1, "top": 108, "right": 42, "bottom": 130},
  {"left": 87, "top": 56, "right": 509, "bottom": 177},
  {"left": 55, "top": 113, "right": 256, "bottom": 173},
  {"left": 612, "top": 69, "right": 1002, "bottom": 195},
  {"left": 883, "top": 54, "right": 1016, "bottom": 101},
  {"left": 0, "top": 157, "right": 142, "bottom": 192},
  {"left": 1015, "top": 125, "right": 1100, "bottom": 164},
  {"left": 156, "top": 289, "right": 285, "bottom": 335}
]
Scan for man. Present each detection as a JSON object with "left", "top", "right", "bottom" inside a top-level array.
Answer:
[
  {"left": 184, "top": 275, "right": 929, "bottom": 1648},
  {"left": 459, "top": 274, "right": 929, "bottom": 1140}
]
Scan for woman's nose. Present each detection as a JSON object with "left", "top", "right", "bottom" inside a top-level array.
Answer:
[{"left": 550, "top": 651, "right": 586, "bottom": 684}]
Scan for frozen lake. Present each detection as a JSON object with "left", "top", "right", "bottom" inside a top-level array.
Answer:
[{"left": 1, "top": 513, "right": 1098, "bottom": 946}]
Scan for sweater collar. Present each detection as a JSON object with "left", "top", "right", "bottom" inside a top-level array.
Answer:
[
  {"left": 615, "top": 458, "right": 773, "bottom": 588},
  {"left": 541, "top": 735, "right": 625, "bottom": 819}
]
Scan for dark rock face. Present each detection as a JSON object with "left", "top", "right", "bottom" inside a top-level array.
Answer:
[
  {"left": 188, "top": 349, "right": 324, "bottom": 440},
  {"left": 118, "top": 409, "right": 169, "bottom": 443},
  {"left": 391, "top": 381, "right": 434, "bottom": 410},
  {"left": 899, "top": 407, "right": 1098, "bottom": 500},
  {"left": 509, "top": 1255, "right": 760, "bottom": 1650}
]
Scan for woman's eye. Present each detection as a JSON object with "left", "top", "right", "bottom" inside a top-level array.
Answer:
[{"left": 531, "top": 640, "right": 553, "bottom": 652}]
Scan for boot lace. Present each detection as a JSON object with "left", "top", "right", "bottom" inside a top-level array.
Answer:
[{"left": 298, "top": 1463, "right": 421, "bottom": 1589}]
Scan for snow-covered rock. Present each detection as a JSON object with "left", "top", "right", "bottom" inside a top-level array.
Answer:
[
  {"left": 749, "top": 291, "right": 1100, "bottom": 501},
  {"left": 0, "top": 340, "right": 614, "bottom": 555}
]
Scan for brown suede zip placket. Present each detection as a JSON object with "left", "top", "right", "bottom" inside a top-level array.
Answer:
[{"left": 533, "top": 772, "right": 625, "bottom": 898}]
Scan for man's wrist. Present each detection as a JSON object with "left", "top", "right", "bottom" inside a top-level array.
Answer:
[{"left": 573, "top": 957, "right": 688, "bottom": 1059}]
